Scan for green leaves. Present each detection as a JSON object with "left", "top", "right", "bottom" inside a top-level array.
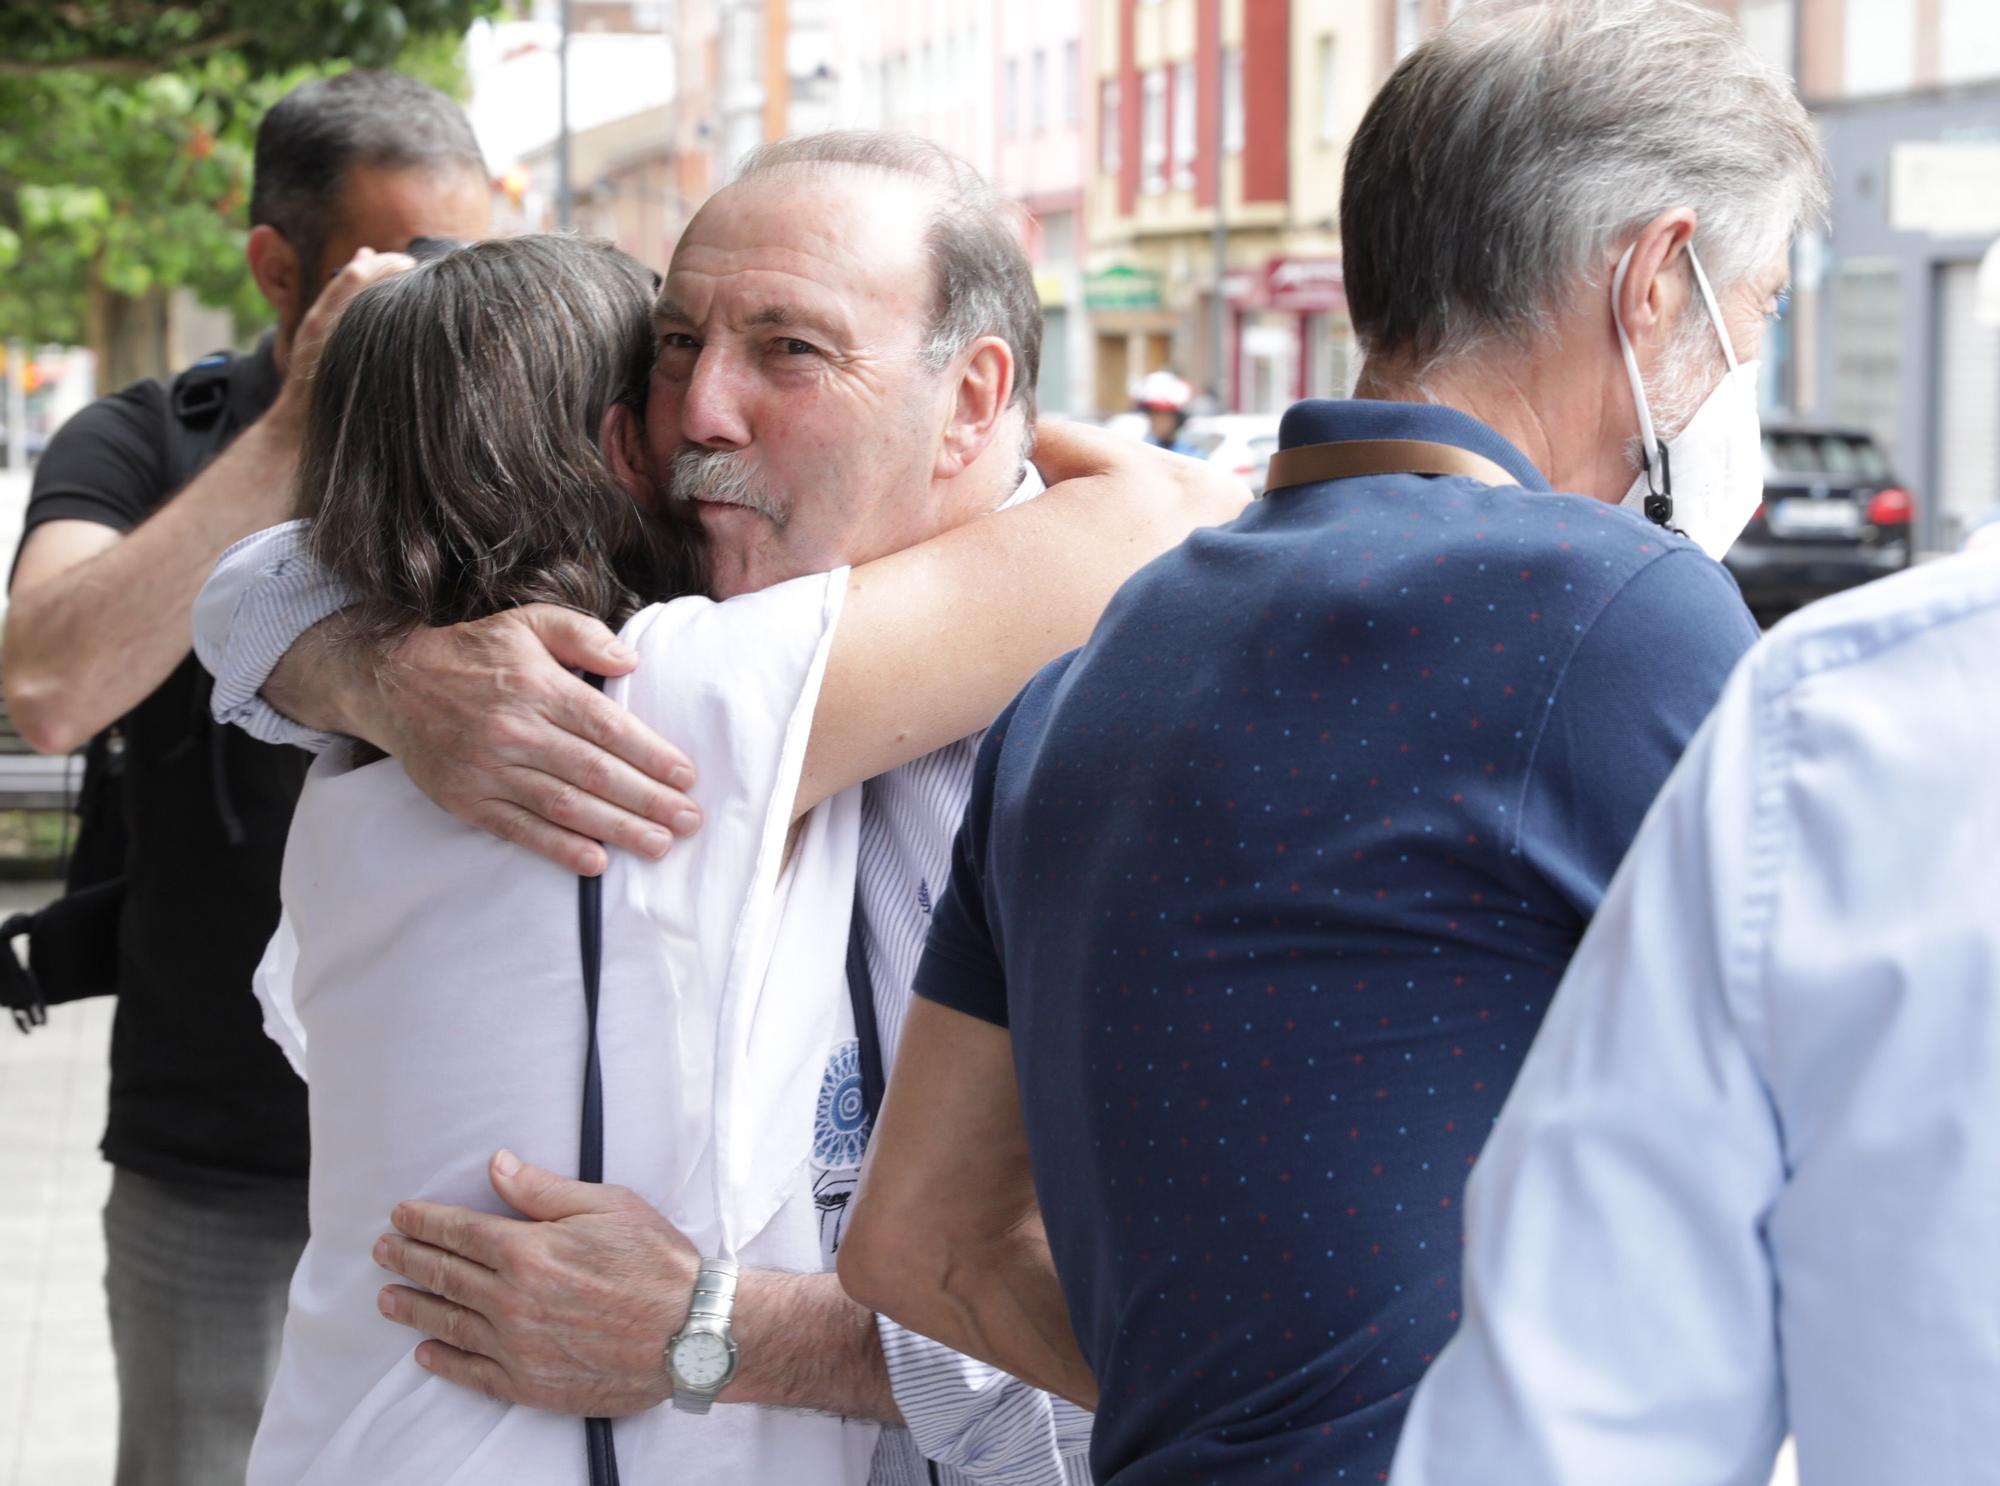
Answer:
[
  {"left": 0, "top": 4, "right": 497, "bottom": 346},
  {"left": 0, "top": 2, "right": 498, "bottom": 79}
]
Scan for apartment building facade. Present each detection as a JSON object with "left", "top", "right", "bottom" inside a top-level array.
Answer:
[
  {"left": 1779, "top": 0, "right": 2000, "bottom": 551},
  {"left": 1083, "top": 0, "right": 1407, "bottom": 418}
]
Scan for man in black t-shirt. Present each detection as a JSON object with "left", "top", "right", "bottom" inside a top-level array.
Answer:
[{"left": 4, "top": 71, "right": 489, "bottom": 1486}]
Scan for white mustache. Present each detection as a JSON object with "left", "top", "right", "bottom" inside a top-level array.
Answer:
[{"left": 669, "top": 446, "right": 787, "bottom": 525}]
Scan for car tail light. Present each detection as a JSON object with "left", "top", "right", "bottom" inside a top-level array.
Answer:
[
  {"left": 1751, "top": 501, "right": 1765, "bottom": 524},
  {"left": 1866, "top": 487, "right": 1913, "bottom": 526},
  {"left": 1233, "top": 462, "right": 1258, "bottom": 476}
]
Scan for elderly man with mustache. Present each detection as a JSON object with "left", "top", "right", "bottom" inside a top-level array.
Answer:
[{"left": 195, "top": 131, "right": 1244, "bottom": 1485}]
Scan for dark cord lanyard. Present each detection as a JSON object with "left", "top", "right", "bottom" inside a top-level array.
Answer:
[{"left": 580, "top": 676, "right": 620, "bottom": 1486}]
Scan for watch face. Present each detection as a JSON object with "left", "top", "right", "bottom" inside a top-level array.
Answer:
[{"left": 672, "top": 1329, "right": 733, "bottom": 1391}]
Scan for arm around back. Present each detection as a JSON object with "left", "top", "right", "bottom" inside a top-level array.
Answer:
[
  {"left": 838, "top": 995, "right": 1097, "bottom": 1414},
  {"left": 796, "top": 422, "right": 1245, "bottom": 816}
]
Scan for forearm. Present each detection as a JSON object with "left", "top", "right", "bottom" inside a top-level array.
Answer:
[
  {"left": 5, "top": 412, "right": 301, "bottom": 750},
  {"left": 718, "top": 1269, "right": 903, "bottom": 1424},
  {"left": 887, "top": 1221, "right": 1095, "bottom": 1414},
  {"left": 260, "top": 618, "right": 377, "bottom": 740},
  {"left": 798, "top": 435, "right": 1245, "bottom": 813}
]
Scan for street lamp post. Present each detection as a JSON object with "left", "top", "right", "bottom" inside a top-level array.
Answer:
[
  {"left": 557, "top": 0, "right": 574, "bottom": 229},
  {"left": 1210, "top": 31, "right": 1228, "bottom": 411}
]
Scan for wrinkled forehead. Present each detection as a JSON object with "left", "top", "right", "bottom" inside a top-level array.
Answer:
[{"left": 657, "top": 167, "right": 936, "bottom": 340}]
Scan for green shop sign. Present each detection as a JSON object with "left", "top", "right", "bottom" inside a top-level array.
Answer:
[{"left": 1084, "top": 264, "right": 1163, "bottom": 312}]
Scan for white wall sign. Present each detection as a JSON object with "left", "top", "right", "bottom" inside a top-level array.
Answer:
[{"left": 1890, "top": 142, "right": 2000, "bottom": 238}]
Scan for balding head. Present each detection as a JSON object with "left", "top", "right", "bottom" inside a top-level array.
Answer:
[{"left": 645, "top": 132, "right": 1042, "bottom": 597}]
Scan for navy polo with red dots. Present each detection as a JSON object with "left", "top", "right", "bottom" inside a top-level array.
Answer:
[{"left": 913, "top": 398, "right": 1759, "bottom": 1485}]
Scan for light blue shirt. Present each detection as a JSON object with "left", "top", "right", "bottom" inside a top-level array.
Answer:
[{"left": 1390, "top": 550, "right": 2000, "bottom": 1486}]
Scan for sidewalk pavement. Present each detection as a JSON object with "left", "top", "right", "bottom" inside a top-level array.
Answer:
[{"left": 1, "top": 879, "right": 115, "bottom": 1486}]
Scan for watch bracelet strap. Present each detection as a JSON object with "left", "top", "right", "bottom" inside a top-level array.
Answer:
[
  {"left": 686, "top": 1257, "right": 740, "bottom": 1322},
  {"left": 671, "top": 1257, "right": 740, "bottom": 1413}
]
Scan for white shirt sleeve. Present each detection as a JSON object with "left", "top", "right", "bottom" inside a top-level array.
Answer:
[
  {"left": 193, "top": 520, "right": 355, "bottom": 752},
  {"left": 1389, "top": 649, "right": 1789, "bottom": 1486},
  {"left": 877, "top": 1317, "right": 1093, "bottom": 1485}
]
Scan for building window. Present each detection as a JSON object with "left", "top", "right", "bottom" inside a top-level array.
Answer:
[
  {"left": 1830, "top": 263, "right": 1901, "bottom": 465},
  {"left": 1033, "top": 49, "right": 1048, "bottom": 135},
  {"left": 1739, "top": 0, "right": 1797, "bottom": 78},
  {"left": 1064, "top": 39, "right": 1081, "bottom": 126},
  {"left": 1101, "top": 78, "right": 1121, "bottom": 175},
  {"left": 1172, "top": 59, "right": 1197, "bottom": 188},
  {"left": 1939, "top": 0, "right": 2000, "bottom": 85},
  {"left": 1395, "top": 0, "right": 1424, "bottom": 59},
  {"left": 1141, "top": 67, "right": 1168, "bottom": 193},
  {"left": 1222, "top": 48, "right": 1244, "bottom": 153},
  {"left": 1316, "top": 36, "right": 1339, "bottom": 142},
  {"left": 1004, "top": 57, "right": 1019, "bottom": 137},
  {"left": 1843, "top": 0, "right": 1917, "bottom": 95}
]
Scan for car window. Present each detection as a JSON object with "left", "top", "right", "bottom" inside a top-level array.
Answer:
[
  {"left": 1764, "top": 432, "right": 1820, "bottom": 476},
  {"left": 1248, "top": 436, "right": 1279, "bottom": 458},
  {"left": 1763, "top": 431, "right": 1892, "bottom": 482},
  {"left": 1836, "top": 435, "right": 1892, "bottom": 480}
]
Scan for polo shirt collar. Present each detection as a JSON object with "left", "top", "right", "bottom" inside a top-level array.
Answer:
[{"left": 1275, "top": 398, "right": 1551, "bottom": 493}]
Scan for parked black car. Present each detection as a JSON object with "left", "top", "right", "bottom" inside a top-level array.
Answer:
[{"left": 1723, "top": 423, "right": 1913, "bottom": 623}]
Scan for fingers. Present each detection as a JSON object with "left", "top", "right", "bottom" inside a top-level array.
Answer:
[
  {"left": 382, "top": 608, "right": 705, "bottom": 872},
  {"left": 387, "top": 1199, "right": 517, "bottom": 1272},
  {"left": 517, "top": 604, "right": 641, "bottom": 677},
  {"left": 315, "top": 247, "right": 417, "bottom": 320},
  {"left": 541, "top": 674, "right": 700, "bottom": 802},
  {"left": 289, "top": 249, "right": 417, "bottom": 387},
  {"left": 411, "top": 1339, "right": 526, "bottom": 1405},
  {"left": 375, "top": 1232, "right": 504, "bottom": 1316},
  {"left": 488, "top": 1149, "right": 620, "bottom": 1223},
  {"left": 469, "top": 799, "right": 611, "bottom": 878},
  {"left": 378, "top": 1284, "right": 502, "bottom": 1361}
]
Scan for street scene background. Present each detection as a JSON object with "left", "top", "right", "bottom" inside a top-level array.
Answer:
[{"left": 4, "top": 0, "right": 1999, "bottom": 1478}]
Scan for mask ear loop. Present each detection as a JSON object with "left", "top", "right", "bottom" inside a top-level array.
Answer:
[
  {"left": 1611, "top": 243, "right": 1674, "bottom": 529},
  {"left": 1684, "top": 244, "right": 1739, "bottom": 374}
]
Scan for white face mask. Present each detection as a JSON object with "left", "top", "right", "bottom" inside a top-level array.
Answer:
[{"left": 1612, "top": 243, "right": 1764, "bottom": 559}]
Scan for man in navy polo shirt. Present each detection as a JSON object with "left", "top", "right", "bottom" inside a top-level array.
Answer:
[{"left": 840, "top": 3, "right": 1829, "bottom": 1483}]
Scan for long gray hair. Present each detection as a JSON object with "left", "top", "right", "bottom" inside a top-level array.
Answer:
[{"left": 298, "top": 234, "right": 703, "bottom": 643}]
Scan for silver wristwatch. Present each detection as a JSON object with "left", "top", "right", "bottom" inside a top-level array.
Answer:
[{"left": 667, "top": 1257, "right": 740, "bottom": 1414}]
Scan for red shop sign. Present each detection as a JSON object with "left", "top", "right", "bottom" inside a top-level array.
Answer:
[{"left": 1264, "top": 257, "right": 1345, "bottom": 312}]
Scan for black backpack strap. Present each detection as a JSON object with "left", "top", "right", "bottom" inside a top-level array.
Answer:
[
  {"left": 577, "top": 679, "right": 621, "bottom": 1485},
  {"left": 845, "top": 896, "right": 887, "bottom": 1125},
  {"left": 161, "top": 351, "right": 238, "bottom": 494},
  {"left": 845, "top": 894, "right": 942, "bottom": 1484}
]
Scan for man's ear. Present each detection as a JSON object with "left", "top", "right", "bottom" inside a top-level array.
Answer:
[
  {"left": 247, "top": 225, "right": 307, "bottom": 327},
  {"left": 600, "top": 402, "right": 655, "bottom": 503},
  {"left": 1614, "top": 207, "right": 1699, "bottom": 367},
  {"left": 934, "top": 336, "right": 1016, "bottom": 482}
]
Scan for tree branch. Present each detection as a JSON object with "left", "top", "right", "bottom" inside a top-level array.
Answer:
[{"left": 0, "top": 28, "right": 253, "bottom": 79}]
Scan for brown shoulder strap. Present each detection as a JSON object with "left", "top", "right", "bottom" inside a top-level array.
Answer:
[{"left": 1263, "top": 438, "right": 1517, "bottom": 493}]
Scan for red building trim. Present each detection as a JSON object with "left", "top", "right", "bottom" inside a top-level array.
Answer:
[
  {"left": 1242, "top": 0, "right": 1289, "bottom": 204},
  {"left": 1195, "top": 0, "right": 1221, "bottom": 209},
  {"left": 1119, "top": 0, "right": 1140, "bottom": 215}
]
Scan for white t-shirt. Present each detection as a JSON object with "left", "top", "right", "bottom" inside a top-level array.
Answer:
[{"left": 248, "top": 569, "right": 880, "bottom": 1486}]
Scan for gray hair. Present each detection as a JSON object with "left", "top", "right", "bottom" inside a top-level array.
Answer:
[
  {"left": 301, "top": 236, "right": 704, "bottom": 645},
  {"left": 733, "top": 131, "right": 1043, "bottom": 428},
  {"left": 1342, "top": 0, "right": 1828, "bottom": 371}
]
